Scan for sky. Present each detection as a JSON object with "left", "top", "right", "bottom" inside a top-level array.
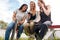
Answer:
[{"left": 0, "top": 0, "right": 60, "bottom": 25}]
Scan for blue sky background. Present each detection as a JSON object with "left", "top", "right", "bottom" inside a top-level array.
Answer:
[
  {"left": 9, "top": 0, "right": 19, "bottom": 11},
  {"left": 0, "top": 0, "right": 60, "bottom": 25}
]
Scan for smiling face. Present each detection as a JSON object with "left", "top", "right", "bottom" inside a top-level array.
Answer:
[
  {"left": 38, "top": 0, "right": 41, "bottom": 7},
  {"left": 30, "top": 1, "right": 36, "bottom": 10},
  {"left": 19, "top": 4, "right": 28, "bottom": 12},
  {"left": 22, "top": 5, "right": 28, "bottom": 12},
  {"left": 38, "top": 0, "right": 43, "bottom": 7}
]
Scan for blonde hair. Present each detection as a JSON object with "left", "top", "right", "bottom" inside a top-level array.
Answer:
[{"left": 30, "top": 1, "right": 36, "bottom": 11}]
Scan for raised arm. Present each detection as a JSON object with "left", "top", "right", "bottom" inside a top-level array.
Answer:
[
  {"left": 42, "top": 5, "right": 51, "bottom": 16},
  {"left": 39, "top": 1, "right": 51, "bottom": 16}
]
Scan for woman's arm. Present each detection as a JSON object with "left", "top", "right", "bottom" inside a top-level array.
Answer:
[
  {"left": 12, "top": 12, "right": 17, "bottom": 21},
  {"left": 39, "top": 1, "right": 51, "bottom": 16},
  {"left": 41, "top": 4, "right": 51, "bottom": 16},
  {"left": 33, "top": 11, "right": 41, "bottom": 22},
  {"left": 18, "top": 19, "right": 25, "bottom": 24}
]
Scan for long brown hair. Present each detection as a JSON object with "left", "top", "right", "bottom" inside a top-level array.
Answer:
[{"left": 40, "top": 0, "right": 47, "bottom": 9}]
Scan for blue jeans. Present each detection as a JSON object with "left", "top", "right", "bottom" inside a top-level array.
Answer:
[
  {"left": 34, "top": 23, "right": 48, "bottom": 40},
  {"left": 5, "top": 22, "right": 23, "bottom": 40}
]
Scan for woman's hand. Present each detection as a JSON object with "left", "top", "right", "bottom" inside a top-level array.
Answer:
[
  {"left": 42, "top": 5, "right": 51, "bottom": 16},
  {"left": 39, "top": 1, "right": 51, "bottom": 16},
  {"left": 19, "top": 21, "right": 23, "bottom": 24},
  {"left": 18, "top": 19, "right": 25, "bottom": 25},
  {"left": 41, "top": 3, "right": 44, "bottom": 8}
]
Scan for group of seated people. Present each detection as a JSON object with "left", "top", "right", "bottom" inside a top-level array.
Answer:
[{"left": 5, "top": 0, "right": 52, "bottom": 40}]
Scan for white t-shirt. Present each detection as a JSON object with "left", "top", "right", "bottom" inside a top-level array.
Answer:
[{"left": 14, "top": 9, "right": 27, "bottom": 22}]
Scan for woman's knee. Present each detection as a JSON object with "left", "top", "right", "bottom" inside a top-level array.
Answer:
[
  {"left": 6, "top": 22, "right": 15, "bottom": 32},
  {"left": 43, "top": 21, "right": 52, "bottom": 26},
  {"left": 24, "top": 23, "right": 30, "bottom": 30},
  {"left": 40, "top": 24, "right": 48, "bottom": 31},
  {"left": 30, "top": 22, "right": 34, "bottom": 27}
]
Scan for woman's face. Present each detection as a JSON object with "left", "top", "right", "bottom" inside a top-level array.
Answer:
[
  {"left": 30, "top": 1, "right": 35, "bottom": 9},
  {"left": 22, "top": 5, "right": 28, "bottom": 12},
  {"left": 38, "top": 0, "right": 41, "bottom": 7}
]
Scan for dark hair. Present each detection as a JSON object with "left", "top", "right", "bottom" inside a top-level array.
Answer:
[{"left": 19, "top": 4, "right": 28, "bottom": 10}]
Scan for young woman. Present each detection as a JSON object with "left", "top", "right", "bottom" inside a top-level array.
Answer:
[
  {"left": 38, "top": 0, "right": 51, "bottom": 24},
  {"left": 24, "top": 1, "right": 40, "bottom": 36},
  {"left": 5, "top": 4, "right": 28, "bottom": 40},
  {"left": 34, "top": 0, "right": 52, "bottom": 40}
]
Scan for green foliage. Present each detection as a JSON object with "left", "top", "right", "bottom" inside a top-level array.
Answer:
[
  {"left": 0, "top": 20, "right": 8, "bottom": 29},
  {"left": 0, "top": 37, "right": 4, "bottom": 40},
  {"left": 0, "top": 36, "right": 60, "bottom": 40},
  {"left": 0, "top": 32, "right": 60, "bottom": 40},
  {"left": 19, "top": 38, "right": 28, "bottom": 40}
]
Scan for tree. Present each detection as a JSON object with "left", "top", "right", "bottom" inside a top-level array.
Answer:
[{"left": 0, "top": 20, "right": 8, "bottom": 29}]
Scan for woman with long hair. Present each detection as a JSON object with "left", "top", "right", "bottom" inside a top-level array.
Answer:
[
  {"left": 34, "top": 0, "right": 52, "bottom": 40},
  {"left": 24, "top": 1, "right": 40, "bottom": 36},
  {"left": 5, "top": 4, "right": 28, "bottom": 40}
]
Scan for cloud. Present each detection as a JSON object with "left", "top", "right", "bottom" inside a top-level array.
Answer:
[
  {"left": 0, "top": 0, "right": 21, "bottom": 23},
  {"left": 17, "top": 0, "right": 30, "bottom": 5},
  {"left": 0, "top": 0, "right": 12, "bottom": 23}
]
